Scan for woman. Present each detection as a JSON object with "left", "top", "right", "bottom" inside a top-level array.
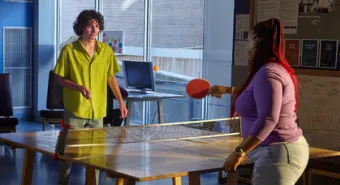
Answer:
[{"left": 210, "top": 18, "right": 309, "bottom": 185}]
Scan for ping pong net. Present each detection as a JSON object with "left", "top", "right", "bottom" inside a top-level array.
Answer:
[{"left": 54, "top": 117, "right": 242, "bottom": 159}]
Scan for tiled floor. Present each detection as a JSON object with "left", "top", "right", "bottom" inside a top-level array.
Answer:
[{"left": 0, "top": 120, "right": 241, "bottom": 185}]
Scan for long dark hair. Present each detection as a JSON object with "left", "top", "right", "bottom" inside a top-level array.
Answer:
[{"left": 230, "top": 18, "right": 299, "bottom": 118}]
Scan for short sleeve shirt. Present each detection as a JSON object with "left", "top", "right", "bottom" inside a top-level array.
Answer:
[{"left": 54, "top": 37, "right": 120, "bottom": 119}]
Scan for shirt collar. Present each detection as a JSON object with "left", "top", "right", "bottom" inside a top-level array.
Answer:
[{"left": 76, "top": 36, "right": 102, "bottom": 53}]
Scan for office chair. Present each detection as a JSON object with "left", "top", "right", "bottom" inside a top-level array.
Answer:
[
  {"left": 40, "top": 71, "right": 64, "bottom": 131},
  {"left": 0, "top": 73, "right": 18, "bottom": 133},
  {"left": 104, "top": 85, "right": 129, "bottom": 126}
]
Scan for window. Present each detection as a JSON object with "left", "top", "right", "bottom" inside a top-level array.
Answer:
[
  {"left": 102, "top": 0, "right": 145, "bottom": 62},
  {"left": 56, "top": 0, "right": 207, "bottom": 124},
  {"left": 59, "top": 0, "right": 96, "bottom": 46},
  {"left": 151, "top": 0, "right": 204, "bottom": 81},
  {"left": 149, "top": 0, "right": 205, "bottom": 123},
  {"left": 102, "top": 0, "right": 146, "bottom": 124}
]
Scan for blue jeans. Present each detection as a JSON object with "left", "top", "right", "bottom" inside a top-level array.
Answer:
[
  {"left": 56, "top": 109, "right": 103, "bottom": 185},
  {"left": 247, "top": 136, "right": 309, "bottom": 185}
]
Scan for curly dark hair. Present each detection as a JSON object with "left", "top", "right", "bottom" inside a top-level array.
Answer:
[{"left": 73, "top": 10, "right": 105, "bottom": 36}]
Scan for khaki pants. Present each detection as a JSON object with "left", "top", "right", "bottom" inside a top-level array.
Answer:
[
  {"left": 56, "top": 109, "right": 103, "bottom": 185},
  {"left": 248, "top": 136, "right": 309, "bottom": 185}
]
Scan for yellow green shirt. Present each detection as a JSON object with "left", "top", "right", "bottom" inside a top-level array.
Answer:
[{"left": 54, "top": 37, "right": 120, "bottom": 119}]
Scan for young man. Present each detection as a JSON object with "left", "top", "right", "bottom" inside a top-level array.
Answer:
[{"left": 53, "top": 10, "right": 128, "bottom": 185}]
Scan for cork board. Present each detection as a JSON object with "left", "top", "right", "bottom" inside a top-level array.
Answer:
[{"left": 251, "top": 0, "right": 340, "bottom": 76}]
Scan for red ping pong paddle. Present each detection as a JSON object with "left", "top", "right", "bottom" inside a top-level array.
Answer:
[{"left": 186, "top": 78, "right": 211, "bottom": 99}]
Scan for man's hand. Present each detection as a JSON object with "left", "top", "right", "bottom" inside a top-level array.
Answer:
[
  {"left": 120, "top": 103, "right": 128, "bottom": 118},
  {"left": 78, "top": 86, "right": 92, "bottom": 100}
]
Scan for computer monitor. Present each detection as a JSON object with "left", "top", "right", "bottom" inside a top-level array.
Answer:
[{"left": 122, "top": 60, "right": 156, "bottom": 92}]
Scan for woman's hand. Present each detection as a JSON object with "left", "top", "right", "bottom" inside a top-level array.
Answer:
[
  {"left": 209, "top": 85, "right": 229, "bottom": 98},
  {"left": 223, "top": 152, "right": 245, "bottom": 172}
]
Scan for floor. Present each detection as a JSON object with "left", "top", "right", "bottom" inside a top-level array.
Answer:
[{"left": 0, "top": 121, "right": 243, "bottom": 185}]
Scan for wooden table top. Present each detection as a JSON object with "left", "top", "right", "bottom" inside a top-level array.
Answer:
[{"left": 0, "top": 125, "right": 339, "bottom": 182}]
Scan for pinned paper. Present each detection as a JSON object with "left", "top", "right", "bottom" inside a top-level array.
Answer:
[{"left": 102, "top": 31, "right": 124, "bottom": 54}]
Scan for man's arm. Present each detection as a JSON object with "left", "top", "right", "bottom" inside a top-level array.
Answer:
[
  {"left": 106, "top": 49, "right": 128, "bottom": 118},
  {"left": 107, "top": 48, "right": 125, "bottom": 105},
  {"left": 108, "top": 75, "right": 124, "bottom": 106},
  {"left": 53, "top": 45, "right": 86, "bottom": 95},
  {"left": 54, "top": 74, "right": 91, "bottom": 99},
  {"left": 55, "top": 74, "right": 80, "bottom": 91}
]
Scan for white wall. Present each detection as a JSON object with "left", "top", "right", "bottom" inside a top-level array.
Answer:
[{"left": 33, "top": 0, "right": 56, "bottom": 121}]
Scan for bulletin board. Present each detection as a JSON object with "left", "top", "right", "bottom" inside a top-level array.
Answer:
[
  {"left": 251, "top": 0, "right": 339, "bottom": 75},
  {"left": 245, "top": 0, "right": 340, "bottom": 150},
  {"left": 101, "top": 30, "right": 124, "bottom": 54}
]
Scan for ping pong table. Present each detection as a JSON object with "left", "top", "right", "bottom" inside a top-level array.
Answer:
[{"left": 0, "top": 118, "right": 340, "bottom": 185}]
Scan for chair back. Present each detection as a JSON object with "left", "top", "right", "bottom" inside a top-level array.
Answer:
[
  {"left": 0, "top": 73, "right": 13, "bottom": 116},
  {"left": 118, "top": 86, "right": 128, "bottom": 99},
  {"left": 46, "top": 71, "right": 64, "bottom": 109}
]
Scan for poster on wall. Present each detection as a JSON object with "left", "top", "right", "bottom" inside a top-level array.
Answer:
[
  {"left": 284, "top": 39, "right": 300, "bottom": 66},
  {"left": 235, "top": 14, "right": 250, "bottom": 40},
  {"left": 298, "top": 0, "right": 335, "bottom": 15},
  {"left": 301, "top": 39, "right": 319, "bottom": 67},
  {"left": 257, "top": 0, "right": 299, "bottom": 34},
  {"left": 233, "top": 41, "right": 249, "bottom": 66},
  {"left": 319, "top": 40, "right": 338, "bottom": 69},
  {"left": 102, "top": 31, "right": 124, "bottom": 54}
]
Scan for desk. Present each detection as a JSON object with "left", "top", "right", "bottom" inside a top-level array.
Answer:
[
  {"left": 0, "top": 119, "right": 340, "bottom": 185},
  {"left": 124, "top": 92, "right": 183, "bottom": 126}
]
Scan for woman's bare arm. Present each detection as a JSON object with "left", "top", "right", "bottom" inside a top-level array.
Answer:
[{"left": 209, "top": 86, "right": 241, "bottom": 97}]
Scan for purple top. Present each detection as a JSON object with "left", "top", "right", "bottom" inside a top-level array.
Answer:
[{"left": 235, "top": 63, "right": 302, "bottom": 146}]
